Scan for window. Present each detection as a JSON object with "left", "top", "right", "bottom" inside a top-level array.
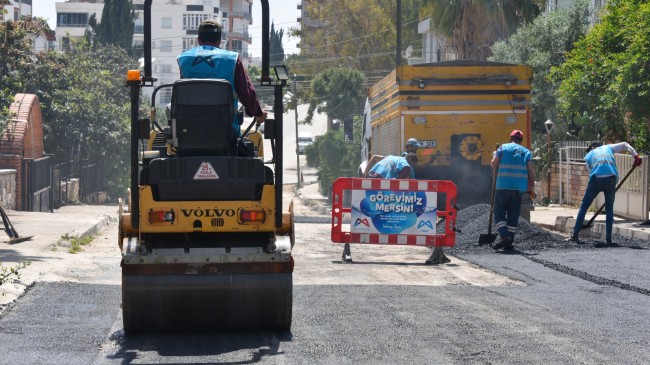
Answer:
[
  {"left": 222, "top": 12, "right": 227, "bottom": 18},
  {"left": 160, "top": 64, "right": 173, "bottom": 73},
  {"left": 186, "top": 5, "right": 203, "bottom": 11},
  {"left": 133, "top": 40, "right": 144, "bottom": 53},
  {"left": 159, "top": 88, "right": 172, "bottom": 104},
  {"left": 183, "top": 13, "right": 210, "bottom": 30},
  {"left": 231, "top": 40, "right": 242, "bottom": 52},
  {"left": 134, "top": 18, "right": 144, "bottom": 34},
  {"left": 160, "top": 40, "right": 172, "bottom": 52},
  {"left": 61, "top": 36, "right": 71, "bottom": 51},
  {"left": 57, "top": 13, "right": 89, "bottom": 27},
  {"left": 183, "top": 37, "right": 197, "bottom": 51},
  {"left": 161, "top": 17, "right": 172, "bottom": 29}
]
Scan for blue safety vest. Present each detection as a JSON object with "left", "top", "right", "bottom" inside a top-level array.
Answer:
[
  {"left": 177, "top": 46, "right": 240, "bottom": 137},
  {"left": 496, "top": 142, "right": 531, "bottom": 191},
  {"left": 585, "top": 145, "right": 618, "bottom": 181},
  {"left": 369, "top": 156, "right": 415, "bottom": 179}
]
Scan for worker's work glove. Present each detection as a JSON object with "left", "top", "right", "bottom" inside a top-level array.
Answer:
[{"left": 633, "top": 155, "right": 643, "bottom": 167}]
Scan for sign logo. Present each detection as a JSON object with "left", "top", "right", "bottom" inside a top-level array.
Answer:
[
  {"left": 180, "top": 208, "right": 235, "bottom": 217},
  {"left": 194, "top": 162, "right": 219, "bottom": 180},
  {"left": 191, "top": 56, "right": 216, "bottom": 68},
  {"left": 354, "top": 218, "right": 370, "bottom": 227},
  {"left": 417, "top": 220, "right": 434, "bottom": 229}
]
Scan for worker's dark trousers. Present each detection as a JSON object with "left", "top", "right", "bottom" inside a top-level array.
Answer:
[
  {"left": 493, "top": 189, "right": 523, "bottom": 241},
  {"left": 572, "top": 176, "right": 616, "bottom": 241}
]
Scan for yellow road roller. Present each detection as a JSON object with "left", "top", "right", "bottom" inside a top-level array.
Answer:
[{"left": 119, "top": 0, "right": 294, "bottom": 333}]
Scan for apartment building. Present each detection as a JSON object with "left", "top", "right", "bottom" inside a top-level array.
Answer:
[
  {"left": 1, "top": 0, "right": 32, "bottom": 21},
  {"left": 2, "top": 0, "right": 56, "bottom": 51},
  {"left": 56, "top": 0, "right": 253, "bottom": 104},
  {"left": 296, "top": 0, "right": 327, "bottom": 53}
]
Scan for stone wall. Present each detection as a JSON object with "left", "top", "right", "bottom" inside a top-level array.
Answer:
[
  {"left": 0, "top": 169, "right": 17, "bottom": 209},
  {"left": 60, "top": 178, "right": 80, "bottom": 202}
]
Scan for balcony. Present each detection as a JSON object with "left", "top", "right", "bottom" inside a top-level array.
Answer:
[
  {"left": 229, "top": 11, "right": 252, "bottom": 22},
  {"left": 228, "top": 31, "right": 252, "bottom": 43}
]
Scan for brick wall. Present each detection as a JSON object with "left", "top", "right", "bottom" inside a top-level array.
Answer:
[
  {"left": 541, "top": 161, "right": 590, "bottom": 206},
  {"left": 0, "top": 94, "right": 46, "bottom": 211}
]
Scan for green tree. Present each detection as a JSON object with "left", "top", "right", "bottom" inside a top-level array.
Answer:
[
  {"left": 553, "top": 0, "right": 650, "bottom": 151},
  {"left": 1, "top": 18, "right": 136, "bottom": 200},
  {"left": 490, "top": 0, "right": 591, "bottom": 135},
  {"left": 421, "top": 0, "right": 540, "bottom": 60},
  {"left": 0, "top": 19, "right": 50, "bottom": 134},
  {"left": 28, "top": 39, "right": 135, "bottom": 199},
  {"left": 270, "top": 22, "right": 285, "bottom": 65},
  {"left": 305, "top": 116, "right": 362, "bottom": 195},
  {"left": 89, "top": 0, "right": 136, "bottom": 51},
  {"left": 304, "top": 67, "right": 366, "bottom": 128}
]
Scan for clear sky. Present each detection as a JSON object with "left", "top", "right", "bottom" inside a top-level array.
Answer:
[{"left": 31, "top": 0, "right": 300, "bottom": 58}]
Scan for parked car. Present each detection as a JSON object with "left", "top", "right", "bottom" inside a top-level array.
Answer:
[{"left": 297, "top": 132, "right": 313, "bottom": 154}]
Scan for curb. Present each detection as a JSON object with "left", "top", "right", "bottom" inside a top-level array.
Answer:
[
  {"left": 552, "top": 215, "right": 650, "bottom": 242},
  {"left": 296, "top": 183, "right": 331, "bottom": 215},
  {"left": 71, "top": 213, "right": 117, "bottom": 240}
]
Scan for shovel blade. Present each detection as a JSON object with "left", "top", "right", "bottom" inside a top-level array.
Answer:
[
  {"left": 478, "top": 233, "right": 497, "bottom": 245},
  {"left": 8, "top": 236, "right": 33, "bottom": 244}
]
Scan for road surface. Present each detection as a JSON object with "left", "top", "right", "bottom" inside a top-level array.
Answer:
[{"left": 0, "top": 199, "right": 649, "bottom": 364}]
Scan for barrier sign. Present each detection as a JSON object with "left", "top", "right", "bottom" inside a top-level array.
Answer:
[
  {"left": 351, "top": 190, "right": 437, "bottom": 235},
  {"left": 331, "top": 178, "right": 457, "bottom": 247}
]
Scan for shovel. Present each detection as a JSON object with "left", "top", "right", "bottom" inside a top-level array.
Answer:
[
  {"left": 0, "top": 203, "right": 33, "bottom": 244},
  {"left": 581, "top": 164, "right": 638, "bottom": 230},
  {"left": 479, "top": 145, "right": 500, "bottom": 245}
]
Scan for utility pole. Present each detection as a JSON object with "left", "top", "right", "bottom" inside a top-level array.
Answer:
[
  {"left": 396, "top": 0, "right": 402, "bottom": 68},
  {"left": 293, "top": 77, "right": 301, "bottom": 188}
]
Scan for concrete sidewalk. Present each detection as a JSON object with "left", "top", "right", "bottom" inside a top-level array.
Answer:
[
  {"left": 296, "top": 181, "right": 650, "bottom": 243},
  {"left": 0, "top": 205, "right": 117, "bottom": 249}
]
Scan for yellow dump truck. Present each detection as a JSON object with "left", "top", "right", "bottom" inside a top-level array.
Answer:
[{"left": 361, "top": 60, "right": 533, "bottom": 204}]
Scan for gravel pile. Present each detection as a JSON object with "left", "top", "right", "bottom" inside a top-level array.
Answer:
[{"left": 448, "top": 204, "right": 649, "bottom": 255}]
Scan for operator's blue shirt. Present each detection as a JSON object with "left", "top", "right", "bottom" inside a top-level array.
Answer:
[
  {"left": 177, "top": 46, "right": 240, "bottom": 137},
  {"left": 495, "top": 142, "right": 532, "bottom": 192},
  {"left": 369, "top": 156, "right": 415, "bottom": 179}
]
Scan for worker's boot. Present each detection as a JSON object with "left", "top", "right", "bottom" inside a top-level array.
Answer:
[
  {"left": 493, "top": 237, "right": 513, "bottom": 251},
  {"left": 564, "top": 235, "right": 581, "bottom": 244}
]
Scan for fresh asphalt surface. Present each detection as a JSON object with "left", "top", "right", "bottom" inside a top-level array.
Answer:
[{"left": 1, "top": 209, "right": 649, "bottom": 364}]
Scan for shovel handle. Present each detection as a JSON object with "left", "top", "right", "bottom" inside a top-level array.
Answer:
[
  {"left": 583, "top": 163, "right": 638, "bottom": 228},
  {"left": 487, "top": 144, "right": 500, "bottom": 233}
]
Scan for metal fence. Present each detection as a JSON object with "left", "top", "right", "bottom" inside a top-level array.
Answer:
[
  {"left": 21, "top": 155, "right": 53, "bottom": 212},
  {"left": 51, "top": 149, "right": 103, "bottom": 208},
  {"left": 558, "top": 141, "right": 590, "bottom": 205},
  {"left": 557, "top": 141, "right": 650, "bottom": 220}
]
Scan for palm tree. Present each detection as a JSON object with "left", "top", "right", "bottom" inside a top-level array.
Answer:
[{"left": 421, "top": 0, "right": 541, "bottom": 60}]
